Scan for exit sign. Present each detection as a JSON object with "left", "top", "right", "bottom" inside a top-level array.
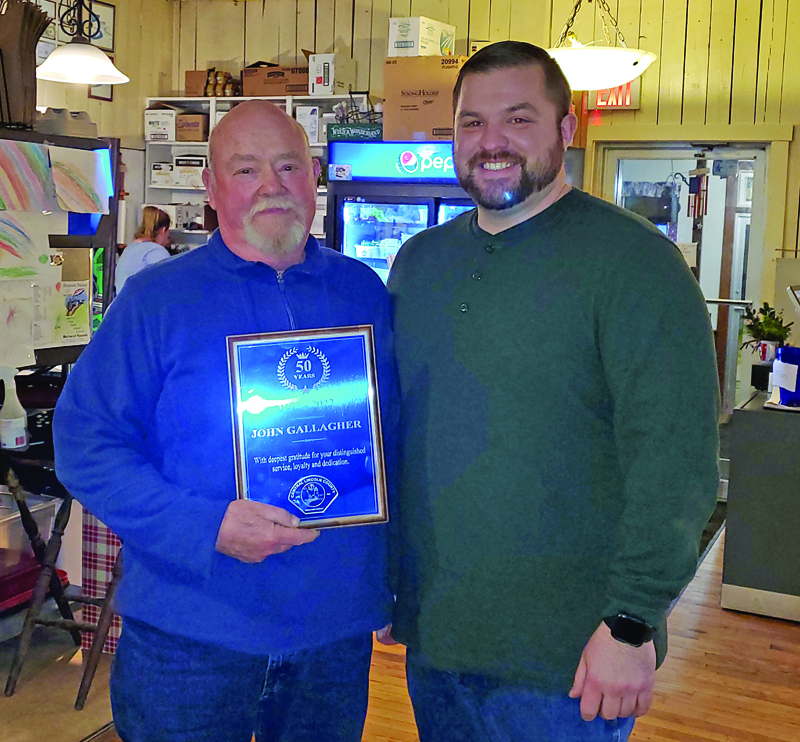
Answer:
[{"left": 587, "top": 78, "right": 641, "bottom": 110}]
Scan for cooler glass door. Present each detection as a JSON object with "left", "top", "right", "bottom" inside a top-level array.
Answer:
[
  {"left": 437, "top": 200, "right": 475, "bottom": 224},
  {"left": 341, "top": 199, "right": 431, "bottom": 283}
]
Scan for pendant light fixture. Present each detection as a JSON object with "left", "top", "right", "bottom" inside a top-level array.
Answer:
[
  {"left": 547, "top": 0, "right": 656, "bottom": 91},
  {"left": 36, "top": 0, "right": 129, "bottom": 85}
]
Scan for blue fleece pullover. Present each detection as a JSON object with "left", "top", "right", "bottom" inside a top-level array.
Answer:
[{"left": 53, "top": 232, "right": 395, "bottom": 654}]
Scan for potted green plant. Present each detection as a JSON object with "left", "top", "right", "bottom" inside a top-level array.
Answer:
[{"left": 741, "top": 302, "right": 793, "bottom": 363}]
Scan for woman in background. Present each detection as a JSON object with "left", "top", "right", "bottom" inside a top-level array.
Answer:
[{"left": 116, "top": 206, "right": 172, "bottom": 292}]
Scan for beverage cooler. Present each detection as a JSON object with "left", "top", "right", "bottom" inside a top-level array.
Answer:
[{"left": 325, "top": 141, "right": 474, "bottom": 283}]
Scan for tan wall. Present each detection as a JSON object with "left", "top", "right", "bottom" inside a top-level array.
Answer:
[
  {"left": 170, "top": 0, "right": 798, "bottom": 255},
  {"left": 36, "top": 0, "right": 174, "bottom": 148},
  {"left": 36, "top": 0, "right": 798, "bottom": 253}
]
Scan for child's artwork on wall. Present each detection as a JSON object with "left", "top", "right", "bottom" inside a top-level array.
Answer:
[
  {"left": 0, "top": 141, "right": 58, "bottom": 212},
  {"left": 49, "top": 146, "right": 111, "bottom": 214}
]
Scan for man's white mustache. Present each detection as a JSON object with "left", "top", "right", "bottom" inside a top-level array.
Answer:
[{"left": 248, "top": 197, "right": 300, "bottom": 217}]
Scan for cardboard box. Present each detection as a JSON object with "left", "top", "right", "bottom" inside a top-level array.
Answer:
[
  {"left": 308, "top": 54, "right": 356, "bottom": 95},
  {"left": 295, "top": 106, "right": 320, "bottom": 144},
  {"left": 173, "top": 154, "right": 208, "bottom": 169},
  {"left": 171, "top": 165, "right": 205, "bottom": 189},
  {"left": 185, "top": 70, "right": 209, "bottom": 97},
  {"left": 468, "top": 40, "right": 492, "bottom": 56},
  {"left": 175, "top": 113, "right": 209, "bottom": 142},
  {"left": 150, "top": 163, "right": 174, "bottom": 185},
  {"left": 382, "top": 56, "right": 468, "bottom": 141},
  {"left": 241, "top": 66, "right": 309, "bottom": 96},
  {"left": 144, "top": 105, "right": 177, "bottom": 141},
  {"left": 388, "top": 17, "right": 456, "bottom": 57}
]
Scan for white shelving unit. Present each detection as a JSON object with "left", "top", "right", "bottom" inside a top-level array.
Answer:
[{"left": 144, "top": 94, "right": 370, "bottom": 249}]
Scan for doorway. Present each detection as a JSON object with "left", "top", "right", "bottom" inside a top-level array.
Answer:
[{"left": 599, "top": 145, "right": 767, "bottom": 418}]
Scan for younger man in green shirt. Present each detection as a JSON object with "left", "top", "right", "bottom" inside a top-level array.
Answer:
[{"left": 386, "top": 41, "right": 719, "bottom": 742}]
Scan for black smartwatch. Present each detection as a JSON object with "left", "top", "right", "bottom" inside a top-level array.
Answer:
[{"left": 602, "top": 613, "right": 656, "bottom": 647}]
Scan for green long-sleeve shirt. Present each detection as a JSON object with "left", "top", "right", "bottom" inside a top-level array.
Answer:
[{"left": 387, "top": 189, "right": 719, "bottom": 691}]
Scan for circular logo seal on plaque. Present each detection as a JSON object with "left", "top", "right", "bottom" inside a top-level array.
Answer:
[
  {"left": 277, "top": 345, "right": 331, "bottom": 391},
  {"left": 288, "top": 475, "right": 339, "bottom": 515}
]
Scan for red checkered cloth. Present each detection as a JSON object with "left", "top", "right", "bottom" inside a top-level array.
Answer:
[{"left": 81, "top": 511, "right": 122, "bottom": 653}]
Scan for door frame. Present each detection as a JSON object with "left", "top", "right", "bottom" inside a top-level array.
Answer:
[{"left": 585, "top": 124, "right": 792, "bottom": 307}]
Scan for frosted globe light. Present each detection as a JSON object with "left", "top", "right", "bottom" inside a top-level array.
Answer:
[
  {"left": 36, "top": 40, "right": 129, "bottom": 85},
  {"left": 547, "top": 44, "right": 657, "bottom": 91}
]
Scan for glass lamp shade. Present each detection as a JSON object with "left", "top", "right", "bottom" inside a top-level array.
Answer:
[
  {"left": 36, "top": 40, "right": 129, "bottom": 85},
  {"left": 547, "top": 45, "right": 656, "bottom": 91}
]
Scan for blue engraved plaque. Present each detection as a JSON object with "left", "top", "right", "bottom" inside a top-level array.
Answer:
[{"left": 227, "top": 325, "right": 388, "bottom": 528}]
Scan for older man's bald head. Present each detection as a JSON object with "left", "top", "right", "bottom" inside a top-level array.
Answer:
[{"left": 207, "top": 100, "right": 311, "bottom": 177}]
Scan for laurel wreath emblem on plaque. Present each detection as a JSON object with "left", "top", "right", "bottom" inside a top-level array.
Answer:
[{"left": 277, "top": 345, "right": 331, "bottom": 390}]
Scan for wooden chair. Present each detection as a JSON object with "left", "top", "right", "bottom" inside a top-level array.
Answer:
[{"left": 2, "top": 457, "right": 123, "bottom": 710}]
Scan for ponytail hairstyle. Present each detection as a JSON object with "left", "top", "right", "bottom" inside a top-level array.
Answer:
[{"left": 134, "top": 206, "right": 171, "bottom": 241}]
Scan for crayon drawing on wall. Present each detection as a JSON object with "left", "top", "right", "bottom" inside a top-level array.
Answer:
[
  {"left": 49, "top": 146, "right": 111, "bottom": 214},
  {"left": 55, "top": 280, "right": 92, "bottom": 345},
  {"left": 0, "top": 281, "right": 35, "bottom": 367},
  {"left": 0, "top": 141, "right": 58, "bottom": 213},
  {"left": 0, "top": 212, "right": 68, "bottom": 280}
]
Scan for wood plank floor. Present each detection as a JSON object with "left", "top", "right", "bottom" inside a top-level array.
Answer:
[
  {"left": 4, "top": 529, "right": 800, "bottom": 742},
  {"left": 362, "top": 530, "right": 800, "bottom": 742}
]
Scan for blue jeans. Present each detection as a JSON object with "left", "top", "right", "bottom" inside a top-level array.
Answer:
[
  {"left": 111, "top": 617, "right": 372, "bottom": 742},
  {"left": 406, "top": 650, "right": 635, "bottom": 742}
]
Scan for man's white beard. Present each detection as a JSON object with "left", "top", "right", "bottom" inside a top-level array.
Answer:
[{"left": 243, "top": 197, "right": 308, "bottom": 257}]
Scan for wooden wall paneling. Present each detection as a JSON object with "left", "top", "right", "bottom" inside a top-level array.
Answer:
[
  {"left": 682, "top": 0, "right": 711, "bottom": 126},
  {"left": 352, "top": 0, "right": 374, "bottom": 92},
  {"left": 508, "top": 0, "right": 549, "bottom": 48},
  {"left": 549, "top": 0, "right": 592, "bottom": 47},
  {"left": 112, "top": 0, "right": 142, "bottom": 145},
  {"left": 489, "top": 0, "right": 512, "bottom": 41},
  {"left": 615, "top": 0, "right": 642, "bottom": 55},
  {"left": 369, "top": 0, "right": 392, "bottom": 97},
  {"left": 194, "top": 0, "right": 244, "bottom": 71},
  {"left": 178, "top": 0, "right": 199, "bottom": 75},
  {"left": 390, "top": 0, "right": 412, "bottom": 18},
  {"left": 778, "top": 140, "right": 799, "bottom": 257},
  {"left": 755, "top": 0, "right": 776, "bottom": 124},
  {"left": 410, "top": 0, "right": 449, "bottom": 23},
  {"left": 275, "top": 0, "right": 300, "bottom": 65},
  {"left": 447, "top": 0, "right": 470, "bottom": 54},
  {"left": 604, "top": 0, "right": 642, "bottom": 128},
  {"left": 781, "top": 0, "right": 800, "bottom": 255},
  {"left": 172, "top": 0, "right": 182, "bottom": 93},
  {"left": 243, "top": 2, "right": 281, "bottom": 67},
  {"left": 315, "top": 0, "right": 337, "bottom": 53},
  {"left": 469, "top": 0, "right": 492, "bottom": 43},
  {"left": 763, "top": 0, "right": 788, "bottom": 125},
  {"left": 297, "top": 0, "right": 317, "bottom": 57},
  {"left": 333, "top": 0, "right": 356, "bottom": 57},
  {"left": 778, "top": 0, "right": 800, "bottom": 125},
  {"left": 728, "top": 0, "right": 761, "bottom": 125},
  {"left": 148, "top": 0, "right": 174, "bottom": 96},
  {"left": 705, "top": 0, "right": 734, "bottom": 124},
  {"left": 633, "top": 0, "right": 663, "bottom": 124},
  {"left": 656, "top": 0, "right": 688, "bottom": 125}
]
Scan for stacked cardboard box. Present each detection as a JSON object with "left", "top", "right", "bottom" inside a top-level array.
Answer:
[{"left": 382, "top": 56, "right": 468, "bottom": 141}]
